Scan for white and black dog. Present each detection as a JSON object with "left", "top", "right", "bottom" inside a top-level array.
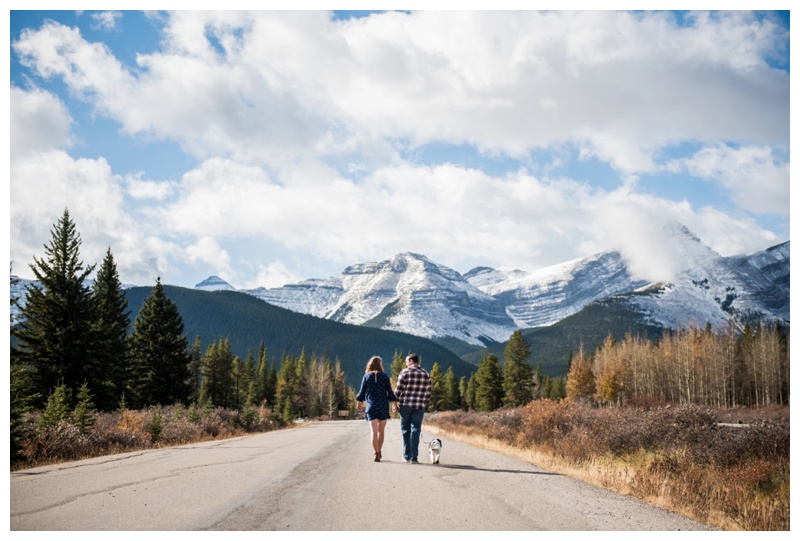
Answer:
[{"left": 428, "top": 438, "right": 442, "bottom": 464}]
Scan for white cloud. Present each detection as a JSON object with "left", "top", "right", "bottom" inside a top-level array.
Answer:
[
  {"left": 10, "top": 86, "right": 72, "bottom": 155},
  {"left": 183, "top": 236, "right": 233, "bottom": 281},
  {"left": 125, "top": 174, "right": 176, "bottom": 201},
  {"left": 9, "top": 87, "right": 181, "bottom": 286},
  {"left": 9, "top": 10, "right": 788, "bottom": 288},
  {"left": 248, "top": 261, "right": 303, "bottom": 290},
  {"left": 91, "top": 11, "right": 123, "bottom": 32},
  {"left": 12, "top": 11, "right": 788, "bottom": 175},
  {"left": 668, "top": 144, "right": 789, "bottom": 216}
]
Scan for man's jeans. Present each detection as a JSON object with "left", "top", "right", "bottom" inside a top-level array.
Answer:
[{"left": 399, "top": 406, "right": 425, "bottom": 461}]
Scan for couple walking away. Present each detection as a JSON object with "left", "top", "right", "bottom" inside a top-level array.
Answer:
[{"left": 355, "top": 353, "right": 432, "bottom": 463}]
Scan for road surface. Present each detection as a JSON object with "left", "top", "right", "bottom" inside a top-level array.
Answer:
[{"left": 11, "top": 419, "right": 716, "bottom": 531}]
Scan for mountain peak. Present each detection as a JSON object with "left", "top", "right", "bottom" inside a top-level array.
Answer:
[{"left": 195, "top": 276, "right": 236, "bottom": 291}]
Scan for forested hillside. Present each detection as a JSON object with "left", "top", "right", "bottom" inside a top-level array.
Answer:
[
  {"left": 460, "top": 292, "right": 669, "bottom": 374},
  {"left": 123, "top": 286, "right": 475, "bottom": 389}
]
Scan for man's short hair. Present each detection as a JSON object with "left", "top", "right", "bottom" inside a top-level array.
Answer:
[{"left": 406, "top": 353, "right": 419, "bottom": 364}]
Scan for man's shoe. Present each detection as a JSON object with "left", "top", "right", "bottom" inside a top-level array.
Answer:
[
  {"left": 411, "top": 459, "right": 419, "bottom": 464},
  {"left": 403, "top": 458, "right": 411, "bottom": 463}
]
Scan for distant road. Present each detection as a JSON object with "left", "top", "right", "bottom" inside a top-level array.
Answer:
[{"left": 11, "top": 420, "right": 716, "bottom": 531}]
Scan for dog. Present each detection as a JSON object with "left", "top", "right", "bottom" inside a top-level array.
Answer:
[{"left": 428, "top": 438, "right": 442, "bottom": 464}]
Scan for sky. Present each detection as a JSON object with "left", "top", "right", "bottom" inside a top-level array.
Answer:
[{"left": 4, "top": 3, "right": 792, "bottom": 291}]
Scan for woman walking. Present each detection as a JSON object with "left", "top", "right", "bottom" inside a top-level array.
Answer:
[{"left": 355, "top": 356, "right": 398, "bottom": 462}]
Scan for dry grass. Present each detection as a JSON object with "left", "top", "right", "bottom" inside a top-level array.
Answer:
[
  {"left": 13, "top": 403, "right": 287, "bottom": 471},
  {"left": 425, "top": 399, "right": 789, "bottom": 531}
]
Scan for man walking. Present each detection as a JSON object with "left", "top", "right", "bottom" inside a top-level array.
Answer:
[{"left": 392, "top": 353, "right": 432, "bottom": 463}]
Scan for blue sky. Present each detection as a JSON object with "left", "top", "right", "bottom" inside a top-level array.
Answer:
[{"left": 5, "top": 5, "right": 791, "bottom": 289}]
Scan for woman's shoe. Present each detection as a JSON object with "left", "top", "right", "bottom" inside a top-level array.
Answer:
[{"left": 374, "top": 451, "right": 381, "bottom": 462}]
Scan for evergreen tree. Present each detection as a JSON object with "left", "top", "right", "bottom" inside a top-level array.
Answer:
[
  {"left": 189, "top": 336, "right": 203, "bottom": 404},
  {"left": 465, "top": 373, "right": 477, "bottom": 410},
  {"left": 459, "top": 376, "right": 469, "bottom": 410},
  {"left": 128, "top": 278, "right": 191, "bottom": 407},
  {"left": 276, "top": 354, "right": 298, "bottom": 420},
  {"left": 429, "top": 362, "right": 444, "bottom": 411},
  {"left": 294, "top": 348, "right": 309, "bottom": 417},
  {"left": 39, "top": 382, "right": 72, "bottom": 430},
  {"left": 267, "top": 359, "right": 278, "bottom": 407},
  {"left": 474, "top": 353, "right": 504, "bottom": 411},
  {"left": 503, "top": 330, "right": 533, "bottom": 407},
  {"left": 11, "top": 270, "right": 39, "bottom": 463},
  {"left": 442, "top": 366, "right": 460, "bottom": 411},
  {"left": 72, "top": 381, "right": 96, "bottom": 435},
  {"left": 255, "top": 341, "right": 270, "bottom": 405},
  {"left": 242, "top": 349, "right": 257, "bottom": 408},
  {"left": 199, "top": 338, "right": 234, "bottom": 408},
  {"left": 91, "top": 248, "right": 131, "bottom": 410},
  {"left": 15, "top": 209, "right": 98, "bottom": 407},
  {"left": 390, "top": 349, "right": 405, "bottom": 385}
]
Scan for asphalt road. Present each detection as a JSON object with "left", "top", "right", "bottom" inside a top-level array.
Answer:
[{"left": 11, "top": 419, "right": 717, "bottom": 531}]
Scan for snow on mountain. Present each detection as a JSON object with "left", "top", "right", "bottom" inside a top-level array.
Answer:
[
  {"left": 466, "top": 251, "right": 651, "bottom": 328},
  {"left": 627, "top": 240, "right": 790, "bottom": 330},
  {"left": 13, "top": 222, "right": 788, "bottom": 345},
  {"left": 194, "top": 276, "right": 236, "bottom": 292},
  {"left": 243, "top": 253, "right": 519, "bottom": 346}
]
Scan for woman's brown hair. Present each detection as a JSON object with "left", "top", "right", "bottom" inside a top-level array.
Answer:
[{"left": 365, "top": 355, "right": 383, "bottom": 373}]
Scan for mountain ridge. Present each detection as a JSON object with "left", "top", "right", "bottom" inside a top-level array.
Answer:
[{"left": 229, "top": 225, "right": 788, "bottom": 345}]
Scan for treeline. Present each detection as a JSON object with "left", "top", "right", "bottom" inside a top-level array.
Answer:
[
  {"left": 10, "top": 210, "right": 357, "bottom": 463},
  {"left": 414, "top": 331, "right": 568, "bottom": 413},
  {"left": 443, "top": 322, "right": 789, "bottom": 414},
  {"left": 566, "top": 322, "right": 790, "bottom": 408},
  {"left": 194, "top": 337, "right": 351, "bottom": 421}
]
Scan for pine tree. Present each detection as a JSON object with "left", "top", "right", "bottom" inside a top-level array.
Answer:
[
  {"left": 276, "top": 354, "right": 298, "bottom": 420},
  {"left": 39, "top": 382, "right": 72, "bottom": 430},
  {"left": 11, "top": 270, "right": 39, "bottom": 463},
  {"left": 255, "top": 341, "right": 270, "bottom": 405},
  {"left": 72, "top": 381, "right": 96, "bottom": 435},
  {"left": 459, "top": 376, "right": 469, "bottom": 410},
  {"left": 199, "top": 338, "right": 234, "bottom": 408},
  {"left": 91, "top": 248, "right": 131, "bottom": 410},
  {"left": 390, "top": 349, "right": 405, "bottom": 385},
  {"left": 15, "top": 209, "right": 98, "bottom": 407},
  {"left": 474, "top": 353, "right": 504, "bottom": 411},
  {"left": 189, "top": 336, "right": 203, "bottom": 404},
  {"left": 503, "top": 330, "right": 533, "bottom": 407},
  {"left": 429, "top": 362, "right": 444, "bottom": 411},
  {"left": 465, "top": 373, "right": 477, "bottom": 410},
  {"left": 242, "top": 349, "right": 257, "bottom": 408},
  {"left": 128, "top": 278, "right": 191, "bottom": 408},
  {"left": 442, "top": 366, "right": 460, "bottom": 411}
]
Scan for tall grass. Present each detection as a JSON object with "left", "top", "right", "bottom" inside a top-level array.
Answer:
[{"left": 426, "top": 399, "right": 789, "bottom": 531}]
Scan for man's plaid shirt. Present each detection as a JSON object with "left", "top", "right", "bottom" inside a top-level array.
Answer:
[{"left": 394, "top": 363, "right": 431, "bottom": 409}]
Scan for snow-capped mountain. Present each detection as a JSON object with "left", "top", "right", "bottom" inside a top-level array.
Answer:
[
  {"left": 194, "top": 276, "right": 236, "bottom": 292},
  {"left": 243, "top": 253, "right": 518, "bottom": 346},
  {"left": 465, "top": 251, "right": 651, "bottom": 328},
  {"left": 624, "top": 239, "right": 790, "bottom": 330},
  {"left": 236, "top": 224, "right": 789, "bottom": 344},
  {"left": 12, "top": 223, "right": 787, "bottom": 347}
]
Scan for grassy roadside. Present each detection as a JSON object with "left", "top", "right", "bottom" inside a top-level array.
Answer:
[{"left": 423, "top": 400, "right": 789, "bottom": 531}]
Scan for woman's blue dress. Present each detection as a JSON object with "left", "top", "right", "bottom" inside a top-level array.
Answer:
[{"left": 356, "top": 371, "right": 397, "bottom": 421}]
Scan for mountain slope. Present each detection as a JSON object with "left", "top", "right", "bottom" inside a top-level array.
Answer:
[
  {"left": 465, "top": 250, "right": 651, "bottom": 328},
  {"left": 243, "top": 252, "right": 518, "bottom": 346},
  {"left": 123, "top": 286, "right": 474, "bottom": 389}
]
